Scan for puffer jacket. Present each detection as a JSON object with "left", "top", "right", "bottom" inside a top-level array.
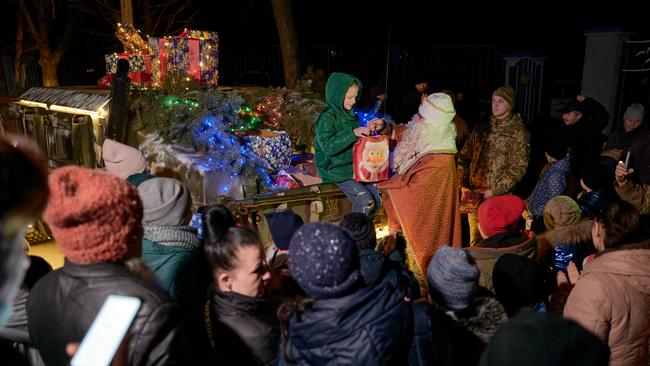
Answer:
[
  {"left": 207, "top": 289, "right": 278, "bottom": 366},
  {"left": 536, "top": 220, "right": 595, "bottom": 272},
  {"left": 27, "top": 260, "right": 185, "bottom": 366},
  {"left": 564, "top": 240, "right": 650, "bottom": 366},
  {"left": 278, "top": 274, "right": 411, "bottom": 365}
]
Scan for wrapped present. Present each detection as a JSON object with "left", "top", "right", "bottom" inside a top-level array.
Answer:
[
  {"left": 245, "top": 130, "right": 292, "bottom": 170},
  {"left": 105, "top": 52, "right": 153, "bottom": 88},
  {"left": 353, "top": 135, "right": 390, "bottom": 182},
  {"left": 149, "top": 29, "right": 219, "bottom": 88}
]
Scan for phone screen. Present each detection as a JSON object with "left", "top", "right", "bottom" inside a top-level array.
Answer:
[{"left": 70, "top": 295, "right": 141, "bottom": 366}]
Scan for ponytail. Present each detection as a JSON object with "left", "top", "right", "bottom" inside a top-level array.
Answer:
[{"left": 202, "top": 204, "right": 262, "bottom": 271}]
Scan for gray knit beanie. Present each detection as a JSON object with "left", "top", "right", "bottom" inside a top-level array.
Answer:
[
  {"left": 623, "top": 103, "right": 645, "bottom": 121},
  {"left": 427, "top": 246, "right": 480, "bottom": 311},
  {"left": 137, "top": 177, "right": 192, "bottom": 226}
]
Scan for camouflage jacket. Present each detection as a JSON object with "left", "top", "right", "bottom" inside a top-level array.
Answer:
[
  {"left": 615, "top": 180, "right": 650, "bottom": 214},
  {"left": 457, "top": 114, "right": 530, "bottom": 196}
]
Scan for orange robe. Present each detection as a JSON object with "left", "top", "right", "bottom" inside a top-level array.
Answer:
[{"left": 379, "top": 153, "right": 462, "bottom": 296}]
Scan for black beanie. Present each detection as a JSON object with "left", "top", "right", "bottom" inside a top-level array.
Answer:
[
  {"left": 581, "top": 162, "right": 613, "bottom": 191},
  {"left": 545, "top": 140, "right": 568, "bottom": 161},
  {"left": 340, "top": 213, "right": 377, "bottom": 251}
]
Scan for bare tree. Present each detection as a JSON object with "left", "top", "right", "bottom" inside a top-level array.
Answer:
[
  {"left": 17, "top": 0, "right": 74, "bottom": 87},
  {"left": 78, "top": 0, "right": 199, "bottom": 38},
  {"left": 271, "top": 0, "right": 299, "bottom": 89}
]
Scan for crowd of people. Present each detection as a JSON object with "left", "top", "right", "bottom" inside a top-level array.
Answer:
[{"left": 1, "top": 70, "right": 649, "bottom": 366}]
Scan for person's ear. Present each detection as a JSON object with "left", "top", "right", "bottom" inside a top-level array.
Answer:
[{"left": 217, "top": 271, "right": 233, "bottom": 292}]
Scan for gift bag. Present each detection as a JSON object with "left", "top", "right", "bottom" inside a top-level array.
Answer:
[{"left": 353, "top": 135, "right": 390, "bottom": 182}]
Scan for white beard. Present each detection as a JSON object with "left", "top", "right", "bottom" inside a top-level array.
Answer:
[{"left": 392, "top": 117, "right": 457, "bottom": 174}]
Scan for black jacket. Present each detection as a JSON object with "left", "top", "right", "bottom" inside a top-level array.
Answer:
[
  {"left": 207, "top": 289, "right": 278, "bottom": 366},
  {"left": 278, "top": 274, "right": 412, "bottom": 366},
  {"left": 27, "top": 260, "right": 185, "bottom": 366}
]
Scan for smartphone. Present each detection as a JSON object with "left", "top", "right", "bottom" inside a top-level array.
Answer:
[
  {"left": 70, "top": 295, "right": 141, "bottom": 366},
  {"left": 624, "top": 151, "right": 631, "bottom": 169}
]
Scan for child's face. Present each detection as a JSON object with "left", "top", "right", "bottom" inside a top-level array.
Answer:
[{"left": 343, "top": 84, "right": 359, "bottom": 111}]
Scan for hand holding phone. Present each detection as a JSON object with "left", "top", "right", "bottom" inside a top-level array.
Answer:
[{"left": 70, "top": 295, "right": 141, "bottom": 366}]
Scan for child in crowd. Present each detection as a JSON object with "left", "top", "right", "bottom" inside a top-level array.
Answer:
[
  {"left": 340, "top": 212, "right": 420, "bottom": 299},
  {"left": 465, "top": 195, "right": 536, "bottom": 291},
  {"left": 264, "top": 210, "right": 304, "bottom": 269}
]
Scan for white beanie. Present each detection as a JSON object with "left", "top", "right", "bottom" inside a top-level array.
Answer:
[
  {"left": 102, "top": 139, "right": 147, "bottom": 179},
  {"left": 418, "top": 93, "right": 456, "bottom": 124},
  {"left": 623, "top": 103, "right": 645, "bottom": 121}
]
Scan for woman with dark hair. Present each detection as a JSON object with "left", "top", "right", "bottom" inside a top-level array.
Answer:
[
  {"left": 564, "top": 200, "right": 650, "bottom": 365},
  {"left": 202, "top": 205, "right": 278, "bottom": 366}
]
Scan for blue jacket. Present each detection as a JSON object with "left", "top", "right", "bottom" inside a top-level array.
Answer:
[
  {"left": 278, "top": 274, "right": 411, "bottom": 365},
  {"left": 527, "top": 155, "right": 571, "bottom": 217}
]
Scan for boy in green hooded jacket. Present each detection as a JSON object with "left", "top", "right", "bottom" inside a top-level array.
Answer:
[{"left": 314, "top": 72, "right": 387, "bottom": 215}]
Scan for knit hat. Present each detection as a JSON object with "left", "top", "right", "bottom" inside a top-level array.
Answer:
[
  {"left": 418, "top": 92, "right": 456, "bottom": 122},
  {"left": 137, "top": 177, "right": 192, "bottom": 226},
  {"left": 492, "top": 254, "right": 554, "bottom": 316},
  {"left": 580, "top": 162, "right": 613, "bottom": 191},
  {"left": 543, "top": 196, "right": 581, "bottom": 230},
  {"left": 427, "top": 246, "right": 480, "bottom": 311},
  {"left": 478, "top": 195, "right": 526, "bottom": 238},
  {"left": 340, "top": 213, "right": 377, "bottom": 251},
  {"left": 479, "top": 312, "right": 609, "bottom": 366},
  {"left": 492, "top": 85, "right": 515, "bottom": 109},
  {"left": 288, "top": 222, "right": 361, "bottom": 299},
  {"left": 44, "top": 166, "right": 143, "bottom": 264},
  {"left": 102, "top": 139, "right": 147, "bottom": 179},
  {"left": 623, "top": 103, "right": 645, "bottom": 121},
  {"left": 264, "top": 210, "right": 304, "bottom": 250}
]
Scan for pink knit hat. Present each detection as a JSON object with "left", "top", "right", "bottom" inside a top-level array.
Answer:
[
  {"left": 44, "top": 166, "right": 143, "bottom": 264},
  {"left": 102, "top": 139, "right": 147, "bottom": 179}
]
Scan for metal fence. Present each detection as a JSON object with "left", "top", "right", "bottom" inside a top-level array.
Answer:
[{"left": 3, "top": 45, "right": 551, "bottom": 124}]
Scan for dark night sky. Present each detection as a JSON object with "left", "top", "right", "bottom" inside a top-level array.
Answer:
[
  {"left": 207, "top": 0, "right": 650, "bottom": 80},
  {"left": 1, "top": 0, "right": 649, "bottom": 83}
]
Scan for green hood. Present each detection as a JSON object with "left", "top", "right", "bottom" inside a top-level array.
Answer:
[{"left": 325, "top": 72, "right": 362, "bottom": 116}]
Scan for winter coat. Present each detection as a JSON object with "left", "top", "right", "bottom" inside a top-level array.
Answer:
[
  {"left": 615, "top": 179, "right": 650, "bottom": 214},
  {"left": 466, "top": 231, "right": 536, "bottom": 291},
  {"left": 314, "top": 72, "right": 362, "bottom": 183},
  {"left": 577, "top": 189, "right": 612, "bottom": 219},
  {"left": 564, "top": 240, "right": 650, "bottom": 366},
  {"left": 411, "top": 298, "right": 507, "bottom": 366},
  {"left": 605, "top": 124, "right": 650, "bottom": 184},
  {"left": 536, "top": 220, "right": 595, "bottom": 272},
  {"left": 140, "top": 225, "right": 202, "bottom": 301},
  {"left": 27, "top": 260, "right": 185, "bottom": 366},
  {"left": 359, "top": 249, "right": 421, "bottom": 300},
  {"left": 207, "top": 289, "right": 278, "bottom": 366},
  {"left": 458, "top": 114, "right": 531, "bottom": 195},
  {"left": 278, "top": 274, "right": 412, "bottom": 365},
  {"left": 527, "top": 155, "right": 571, "bottom": 217},
  {"left": 547, "top": 97, "right": 609, "bottom": 173}
]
